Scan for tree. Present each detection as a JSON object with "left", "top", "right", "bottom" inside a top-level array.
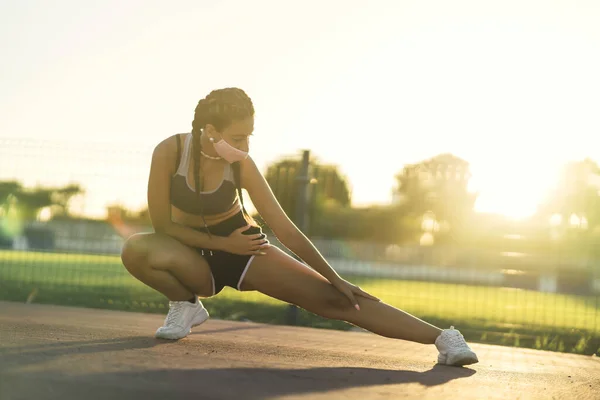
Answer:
[
  {"left": 50, "top": 184, "right": 84, "bottom": 217},
  {"left": 393, "top": 153, "right": 478, "bottom": 243},
  {"left": 309, "top": 203, "right": 421, "bottom": 244},
  {"left": 0, "top": 181, "right": 21, "bottom": 205},
  {"left": 264, "top": 155, "right": 352, "bottom": 230},
  {"left": 0, "top": 180, "right": 84, "bottom": 221},
  {"left": 14, "top": 188, "right": 54, "bottom": 220},
  {"left": 538, "top": 158, "right": 600, "bottom": 234}
]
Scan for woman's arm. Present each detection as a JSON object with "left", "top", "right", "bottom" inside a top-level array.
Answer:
[
  {"left": 240, "top": 156, "right": 342, "bottom": 283},
  {"left": 147, "top": 136, "right": 227, "bottom": 250}
]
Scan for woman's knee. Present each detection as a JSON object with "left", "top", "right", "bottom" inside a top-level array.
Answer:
[
  {"left": 314, "top": 284, "right": 354, "bottom": 319},
  {"left": 121, "top": 233, "right": 171, "bottom": 269},
  {"left": 121, "top": 234, "right": 150, "bottom": 271},
  {"left": 121, "top": 233, "right": 179, "bottom": 272}
]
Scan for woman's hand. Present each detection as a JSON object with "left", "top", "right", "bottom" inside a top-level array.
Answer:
[
  {"left": 224, "top": 225, "right": 270, "bottom": 256},
  {"left": 330, "top": 277, "right": 380, "bottom": 311}
]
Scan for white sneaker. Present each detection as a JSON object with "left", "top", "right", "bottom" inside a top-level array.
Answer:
[
  {"left": 435, "top": 326, "right": 479, "bottom": 366},
  {"left": 155, "top": 298, "right": 209, "bottom": 340}
]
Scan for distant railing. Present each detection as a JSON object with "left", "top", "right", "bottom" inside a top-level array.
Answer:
[{"left": 2, "top": 218, "right": 598, "bottom": 296}]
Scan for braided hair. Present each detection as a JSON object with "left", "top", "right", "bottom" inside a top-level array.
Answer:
[{"left": 190, "top": 88, "right": 255, "bottom": 233}]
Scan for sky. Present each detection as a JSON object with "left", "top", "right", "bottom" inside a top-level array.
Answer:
[{"left": 1, "top": 0, "right": 600, "bottom": 219}]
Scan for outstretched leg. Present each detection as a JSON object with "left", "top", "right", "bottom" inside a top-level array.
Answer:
[
  {"left": 241, "top": 247, "right": 478, "bottom": 366},
  {"left": 241, "top": 247, "right": 441, "bottom": 344}
]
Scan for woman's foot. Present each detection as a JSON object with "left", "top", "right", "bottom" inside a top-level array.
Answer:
[
  {"left": 155, "top": 297, "right": 209, "bottom": 340},
  {"left": 435, "top": 326, "right": 479, "bottom": 366}
]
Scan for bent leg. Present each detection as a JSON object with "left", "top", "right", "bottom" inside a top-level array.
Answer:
[
  {"left": 241, "top": 247, "right": 442, "bottom": 345},
  {"left": 121, "top": 232, "right": 215, "bottom": 300}
]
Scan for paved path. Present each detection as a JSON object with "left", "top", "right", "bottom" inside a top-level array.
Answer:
[{"left": 1, "top": 301, "right": 598, "bottom": 399}]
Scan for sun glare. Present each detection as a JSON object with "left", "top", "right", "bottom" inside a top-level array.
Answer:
[{"left": 470, "top": 160, "right": 561, "bottom": 219}]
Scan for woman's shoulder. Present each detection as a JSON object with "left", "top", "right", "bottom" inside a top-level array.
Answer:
[
  {"left": 239, "top": 155, "right": 258, "bottom": 169},
  {"left": 153, "top": 133, "right": 185, "bottom": 155},
  {"left": 151, "top": 134, "right": 186, "bottom": 168}
]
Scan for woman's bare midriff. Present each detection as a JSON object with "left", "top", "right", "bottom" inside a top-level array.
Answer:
[{"left": 171, "top": 202, "right": 243, "bottom": 228}]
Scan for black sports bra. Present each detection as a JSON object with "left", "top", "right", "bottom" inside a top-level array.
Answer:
[{"left": 170, "top": 133, "right": 239, "bottom": 216}]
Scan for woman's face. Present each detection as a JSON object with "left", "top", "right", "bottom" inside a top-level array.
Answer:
[{"left": 208, "top": 116, "right": 254, "bottom": 153}]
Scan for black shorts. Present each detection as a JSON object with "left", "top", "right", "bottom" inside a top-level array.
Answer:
[{"left": 193, "top": 212, "right": 266, "bottom": 295}]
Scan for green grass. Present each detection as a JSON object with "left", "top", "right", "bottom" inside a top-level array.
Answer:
[{"left": 1, "top": 250, "right": 599, "bottom": 355}]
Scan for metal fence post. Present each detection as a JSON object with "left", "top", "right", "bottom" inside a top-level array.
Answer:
[{"left": 286, "top": 150, "right": 310, "bottom": 325}]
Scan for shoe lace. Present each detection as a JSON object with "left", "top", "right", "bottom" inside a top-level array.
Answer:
[
  {"left": 445, "top": 326, "right": 469, "bottom": 348},
  {"left": 165, "top": 301, "right": 185, "bottom": 326}
]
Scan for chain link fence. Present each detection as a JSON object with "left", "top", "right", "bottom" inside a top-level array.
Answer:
[{"left": 1, "top": 137, "right": 598, "bottom": 355}]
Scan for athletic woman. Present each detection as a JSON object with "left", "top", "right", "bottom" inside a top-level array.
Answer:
[{"left": 121, "top": 87, "right": 479, "bottom": 367}]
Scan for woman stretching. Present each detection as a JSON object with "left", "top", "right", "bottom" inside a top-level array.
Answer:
[{"left": 121, "top": 87, "right": 479, "bottom": 367}]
